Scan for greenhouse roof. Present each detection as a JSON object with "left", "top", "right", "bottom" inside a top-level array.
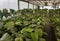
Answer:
[{"left": 19, "top": 0, "right": 60, "bottom": 6}]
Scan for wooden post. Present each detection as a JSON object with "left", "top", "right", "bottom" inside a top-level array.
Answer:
[{"left": 18, "top": 0, "right": 20, "bottom": 10}]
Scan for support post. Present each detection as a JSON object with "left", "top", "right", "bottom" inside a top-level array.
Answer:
[
  {"left": 28, "top": 2, "right": 29, "bottom": 9},
  {"left": 18, "top": 0, "right": 20, "bottom": 10},
  {"left": 33, "top": 4, "right": 34, "bottom": 9},
  {"left": 37, "top": 6, "right": 40, "bottom": 10},
  {"left": 33, "top": 4, "right": 35, "bottom": 13},
  {"left": 57, "top": 4, "right": 59, "bottom": 8}
]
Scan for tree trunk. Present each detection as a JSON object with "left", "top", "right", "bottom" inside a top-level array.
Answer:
[{"left": 45, "top": 10, "right": 57, "bottom": 41}]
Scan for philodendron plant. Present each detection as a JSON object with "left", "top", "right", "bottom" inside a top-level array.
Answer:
[{"left": 15, "top": 27, "right": 44, "bottom": 41}]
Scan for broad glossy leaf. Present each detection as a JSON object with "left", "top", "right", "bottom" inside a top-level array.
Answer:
[
  {"left": 36, "top": 29, "right": 43, "bottom": 37},
  {"left": 15, "top": 37, "right": 23, "bottom": 41},
  {"left": 31, "top": 32, "right": 38, "bottom": 41},
  {"left": 4, "top": 21, "right": 14, "bottom": 30},
  {"left": 21, "top": 28, "right": 33, "bottom": 33}
]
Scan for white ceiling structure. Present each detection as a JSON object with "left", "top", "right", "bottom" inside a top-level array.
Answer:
[{"left": 19, "top": 0, "right": 60, "bottom": 6}]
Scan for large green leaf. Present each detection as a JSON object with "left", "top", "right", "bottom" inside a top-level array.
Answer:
[
  {"left": 4, "top": 21, "right": 14, "bottom": 30},
  {"left": 57, "top": 39, "right": 60, "bottom": 41},
  {"left": 15, "top": 37, "right": 23, "bottom": 41},
  {"left": 21, "top": 28, "right": 33, "bottom": 33},
  {"left": 39, "top": 38, "right": 46, "bottom": 41},
  {"left": 31, "top": 32, "right": 38, "bottom": 41},
  {"left": 36, "top": 29, "right": 43, "bottom": 37}
]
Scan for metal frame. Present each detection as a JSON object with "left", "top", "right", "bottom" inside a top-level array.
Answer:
[{"left": 18, "top": 0, "right": 60, "bottom": 10}]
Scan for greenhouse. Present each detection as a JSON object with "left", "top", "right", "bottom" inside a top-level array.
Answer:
[{"left": 0, "top": 0, "right": 60, "bottom": 41}]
